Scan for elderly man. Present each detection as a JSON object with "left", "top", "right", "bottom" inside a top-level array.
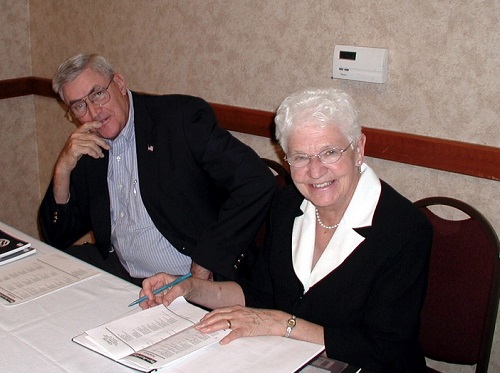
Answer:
[{"left": 39, "top": 54, "right": 276, "bottom": 284}]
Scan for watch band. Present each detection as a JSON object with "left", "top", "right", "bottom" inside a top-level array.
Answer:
[{"left": 284, "top": 315, "right": 296, "bottom": 338}]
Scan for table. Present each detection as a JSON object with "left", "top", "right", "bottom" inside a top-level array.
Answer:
[
  {"left": 0, "top": 222, "right": 141, "bottom": 372},
  {"left": 0, "top": 222, "right": 361, "bottom": 372}
]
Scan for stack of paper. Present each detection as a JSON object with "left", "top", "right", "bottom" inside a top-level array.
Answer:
[{"left": 0, "top": 230, "right": 36, "bottom": 266}]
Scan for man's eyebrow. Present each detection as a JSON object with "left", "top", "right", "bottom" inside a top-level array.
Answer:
[{"left": 68, "top": 85, "right": 102, "bottom": 105}]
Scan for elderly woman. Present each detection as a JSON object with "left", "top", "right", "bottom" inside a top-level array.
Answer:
[{"left": 139, "top": 88, "right": 432, "bottom": 372}]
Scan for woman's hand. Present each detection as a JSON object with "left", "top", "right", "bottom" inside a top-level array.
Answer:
[
  {"left": 139, "top": 273, "right": 190, "bottom": 309},
  {"left": 195, "top": 305, "right": 287, "bottom": 344}
]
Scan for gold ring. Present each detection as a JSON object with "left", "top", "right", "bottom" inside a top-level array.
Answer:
[{"left": 226, "top": 319, "right": 232, "bottom": 329}]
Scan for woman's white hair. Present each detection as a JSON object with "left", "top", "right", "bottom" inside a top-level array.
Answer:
[{"left": 274, "top": 88, "right": 360, "bottom": 153}]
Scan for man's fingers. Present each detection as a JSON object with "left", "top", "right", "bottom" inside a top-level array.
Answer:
[
  {"left": 75, "top": 121, "right": 110, "bottom": 149},
  {"left": 68, "top": 139, "right": 105, "bottom": 159},
  {"left": 79, "top": 120, "right": 102, "bottom": 133},
  {"left": 68, "top": 131, "right": 109, "bottom": 157}
]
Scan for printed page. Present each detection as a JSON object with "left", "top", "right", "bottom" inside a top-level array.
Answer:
[
  {"left": 0, "top": 253, "right": 99, "bottom": 305},
  {"left": 85, "top": 302, "right": 202, "bottom": 359},
  {"left": 155, "top": 334, "right": 324, "bottom": 373},
  {"left": 123, "top": 324, "right": 228, "bottom": 370},
  {"left": 74, "top": 298, "right": 323, "bottom": 372},
  {"left": 83, "top": 298, "right": 228, "bottom": 364}
]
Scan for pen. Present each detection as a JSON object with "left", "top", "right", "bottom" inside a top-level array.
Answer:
[{"left": 128, "top": 272, "right": 192, "bottom": 307}]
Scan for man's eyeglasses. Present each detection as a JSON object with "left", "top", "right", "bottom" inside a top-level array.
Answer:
[
  {"left": 66, "top": 76, "right": 114, "bottom": 119},
  {"left": 284, "top": 141, "right": 353, "bottom": 168}
]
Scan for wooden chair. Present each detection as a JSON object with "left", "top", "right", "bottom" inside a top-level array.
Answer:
[{"left": 414, "top": 197, "right": 500, "bottom": 372}]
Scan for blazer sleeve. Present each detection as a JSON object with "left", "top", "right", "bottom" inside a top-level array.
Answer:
[
  {"left": 38, "top": 153, "right": 109, "bottom": 252},
  {"left": 184, "top": 99, "right": 277, "bottom": 279},
  {"left": 38, "top": 179, "right": 92, "bottom": 250},
  {"left": 139, "top": 94, "right": 278, "bottom": 280}
]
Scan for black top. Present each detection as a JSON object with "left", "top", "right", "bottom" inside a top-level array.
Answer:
[
  {"left": 39, "top": 92, "right": 277, "bottom": 280},
  {"left": 241, "top": 181, "right": 432, "bottom": 372}
]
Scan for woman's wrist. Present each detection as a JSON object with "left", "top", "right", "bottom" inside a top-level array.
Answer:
[
  {"left": 183, "top": 278, "right": 196, "bottom": 301},
  {"left": 269, "top": 310, "right": 294, "bottom": 337},
  {"left": 284, "top": 315, "right": 296, "bottom": 337}
]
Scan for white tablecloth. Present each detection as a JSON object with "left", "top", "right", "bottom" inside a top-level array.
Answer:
[
  {"left": 0, "top": 222, "right": 352, "bottom": 373},
  {"left": 0, "top": 222, "right": 140, "bottom": 372}
]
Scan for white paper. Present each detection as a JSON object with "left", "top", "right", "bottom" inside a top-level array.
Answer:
[
  {"left": 73, "top": 298, "right": 324, "bottom": 373},
  {"left": 85, "top": 301, "right": 222, "bottom": 360},
  {"left": 75, "top": 298, "right": 229, "bottom": 371},
  {"left": 0, "top": 253, "right": 99, "bottom": 304}
]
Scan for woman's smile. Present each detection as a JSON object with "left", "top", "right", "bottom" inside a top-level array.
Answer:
[{"left": 313, "top": 180, "right": 333, "bottom": 189}]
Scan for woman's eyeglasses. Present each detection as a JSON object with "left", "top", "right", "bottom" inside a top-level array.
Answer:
[{"left": 285, "top": 142, "right": 353, "bottom": 168}]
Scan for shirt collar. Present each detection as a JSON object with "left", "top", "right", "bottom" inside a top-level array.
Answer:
[
  {"left": 342, "top": 163, "right": 381, "bottom": 228},
  {"left": 294, "top": 163, "right": 381, "bottom": 291},
  {"left": 107, "top": 90, "right": 135, "bottom": 149}
]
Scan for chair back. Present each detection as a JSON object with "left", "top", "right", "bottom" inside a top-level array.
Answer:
[
  {"left": 414, "top": 197, "right": 500, "bottom": 372},
  {"left": 253, "top": 159, "right": 291, "bottom": 250},
  {"left": 262, "top": 158, "right": 292, "bottom": 188}
]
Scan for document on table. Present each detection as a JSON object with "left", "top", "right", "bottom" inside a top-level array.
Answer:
[
  {"left": 74, "top": 297, "right": 229, "bottom": 371},
  {"left": 0, "top": 252, "right": 99, "bottom": 305},
  {"left": 73, "top": 297, "right": 325, "bottom": 373}
]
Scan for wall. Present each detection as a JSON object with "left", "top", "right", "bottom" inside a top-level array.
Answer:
[
  {"left": 1, "top": 1, "right": 498, "bottom": 371},
  {"left": 0, "top": 0, "right": 40, "bottom": 237},
  {"left": 28, "top": 0, "right": 499, "bottom": 235}
]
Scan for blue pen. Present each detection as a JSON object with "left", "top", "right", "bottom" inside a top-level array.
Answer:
[{"left": 128, "top": 272, "right": 192, "bottom": 307}]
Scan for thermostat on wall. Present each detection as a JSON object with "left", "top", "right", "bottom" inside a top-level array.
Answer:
[{"left": 332, "top": 45, "right": 389, "bottom": 83}]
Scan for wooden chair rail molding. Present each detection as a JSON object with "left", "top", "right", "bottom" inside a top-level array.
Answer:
[{"left": 2, "top": 77, "right": 499, "bottom": 181}]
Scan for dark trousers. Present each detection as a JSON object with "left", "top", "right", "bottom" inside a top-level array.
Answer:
[{"left": 65, "top": 244, "right": 144, "bottom": 287}]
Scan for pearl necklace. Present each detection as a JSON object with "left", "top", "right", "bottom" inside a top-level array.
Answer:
[{"left": 315, "top": 208, "right": 340, "bottom": 230}]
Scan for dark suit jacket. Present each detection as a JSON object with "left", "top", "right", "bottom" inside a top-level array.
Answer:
[
  {"left": 241, "top": 181, "right": 432, "bottom": 372},
  {"left": 39, "top": 92, "right": 277, "bottom": 279}
]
